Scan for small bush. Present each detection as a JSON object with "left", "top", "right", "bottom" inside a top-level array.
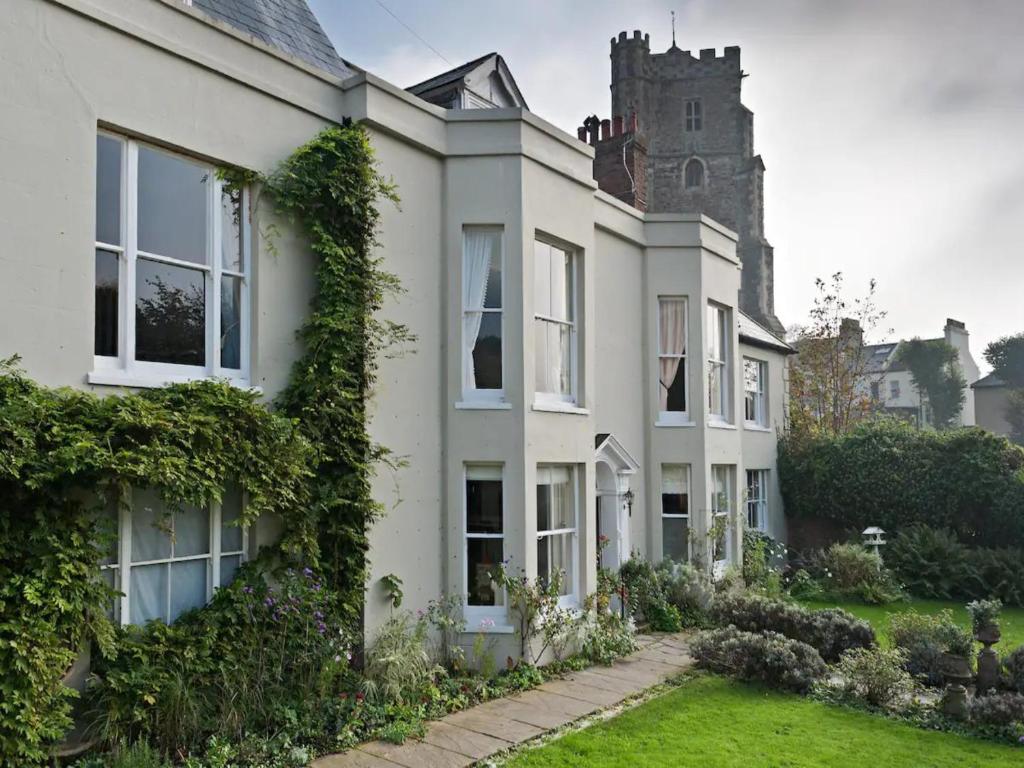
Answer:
[
  {"left": 691, "top": 626, "right": 827, "bottom": 694},
  {"left": 580, "top": 611, "right": 636, "bottom": 666},
  {"left": 361, "top": 612, "right": 433, "bottom": 705},
  {"left": 837, "top": 647, "right": 915, "bottom": 707},
  {"left": 1004, "top": 646, "right": 1024, "bottom": 694},
  {"left": 888, "top": 610, "right": 974, "bottom": 687},
  {"left": 968, "top": 692, "right": 1024, "bottom": 727},
  {"left": 656, "top": 560, "right": 715, "bottom": 627},
  {"left": 967, "top": 599, "right": 1003, "bottom": 634},
  {"left": 808, "top": 543, "right": 904, "bottom": 604},
  {"left": 712, "top": 594, "right": 875, "bottom": 662},
  {"left": 619, "top": 559, "right": 682, "bottom": 631}
]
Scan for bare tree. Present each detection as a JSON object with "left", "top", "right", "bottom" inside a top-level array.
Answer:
[{"left": 789, "top": 272, "right": 889, "bottom": 437}]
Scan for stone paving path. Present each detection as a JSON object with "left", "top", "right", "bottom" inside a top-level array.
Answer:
[{"left": 312, "top": 633, "right": 693, "bottom": 768}]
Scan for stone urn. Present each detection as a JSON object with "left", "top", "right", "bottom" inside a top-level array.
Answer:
[
  {"left": 939, "top": 652, "right": 973, "bottom": 719},
  {"left": 975, "top": 624, "right": 1001, "bottom": 693}
]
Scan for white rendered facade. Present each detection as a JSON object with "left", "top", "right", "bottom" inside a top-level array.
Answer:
[{"left": 0, "top": 0, "right": 791, "bottom": 656}]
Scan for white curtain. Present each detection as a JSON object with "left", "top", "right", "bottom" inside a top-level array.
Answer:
[
  {"left": 659, "top": 299, "right": 685, "bottom": 410},
  {"left": 462, "top": 230, "right": 495, "bottom": 391}
]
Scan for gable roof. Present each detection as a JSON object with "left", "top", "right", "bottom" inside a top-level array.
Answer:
[
  {"left": 192, "top": 0, "right": 354, "bottom": 79},
  {"left": 972, "top": 373, "right": 1007, "bottom": 389},
  {"left": 738, "top": 311, "right": 794, "bottom": 354},
  {"left": 407, "top": 53, "right": 528, "bottom": 109}
]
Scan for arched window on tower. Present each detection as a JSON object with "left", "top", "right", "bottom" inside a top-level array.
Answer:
[{"left": 684, "top": 159, "right": 704, "bottom": 189}]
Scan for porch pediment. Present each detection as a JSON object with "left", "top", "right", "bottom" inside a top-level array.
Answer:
[{"left": 594, "top": 433, "right": 640, "bottom": 475}]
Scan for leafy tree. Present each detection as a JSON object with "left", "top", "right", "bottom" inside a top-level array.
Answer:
[
  {"left": 984, "top": 334, "right": 1024, "bottom": 388},
  {"left": 985, "top": 334, "right": 1024, "bottom": 444},
  {"left": 898, "top": 338, "right": 967, "bottom": 430},
  {"left": 789, "top": 272, "right": 888, "bottom": 438}
]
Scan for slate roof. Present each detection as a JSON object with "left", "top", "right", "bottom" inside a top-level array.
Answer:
[
  {"left": 407, "top": 52, "right": 528, "bottom": 109},
  {"left": 972, "top": 373, "right": 1006, "bottom": 389},
  {"left": 738, "top": 311, "right": 794, "bottom": 354},
  {"left": 192, "top": 0, "right": 354, "bottom": 78},
  {"left": 408, "top": 52, "right": 496, "bottom": 95}
]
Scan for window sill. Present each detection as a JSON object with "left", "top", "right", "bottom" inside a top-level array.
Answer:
[
  {"left": 743, "top": 423, "right": 772, "bottom": 432},
  {"left": 531, "top": 401, "right": 589, "bottom": 416},
  {"left": 455, "top": 400, "right": 513, "bottom": 411},
  {"left": 88, "top": 369, "right": 258, "bottom": 392},
  {"left": 655, "top": 419, "right": 696, "bottom": 428},
  {"left": 707, "top": 420, "right": 737, "bottom": 430},
  {"left": 462, "top": 621, "right": 516, "bottom": 635}
]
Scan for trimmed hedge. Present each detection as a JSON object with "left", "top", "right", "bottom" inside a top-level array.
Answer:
[
  {"left": 711, "top": 594, "right": 875, "bottom": 662},
  {"left": 691, "top": 626, "right": 827, "bottom": 694},
  {"left": 778, "top": 420, "right": 1024, "bottom": 549},
  {"left": 887, "top": 526, "right": 1024, "bottom": 606}
]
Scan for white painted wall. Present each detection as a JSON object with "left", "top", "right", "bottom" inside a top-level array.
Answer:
[{"left": 2, "top": 0, "right": 791, "bottom": 658}]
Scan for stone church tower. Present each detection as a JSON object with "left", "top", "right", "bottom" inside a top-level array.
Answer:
[{"left": 591, "top": 31, "right": 783, "bottom": 335}]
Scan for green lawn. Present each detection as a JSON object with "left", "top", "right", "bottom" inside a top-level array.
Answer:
[
  {"left": 502, "top": 675, "right": 1022, "bottom": 767},
  {"left": 799, "top": 598, "right": 1024, "bottom": 650}
]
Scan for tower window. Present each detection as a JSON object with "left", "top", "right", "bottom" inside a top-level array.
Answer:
[
  {"left": 685, "top": 159, "right": 704, "bottom": 189},
  {"left": 685, "top": 99, "right": 702, "bottom": 131}
]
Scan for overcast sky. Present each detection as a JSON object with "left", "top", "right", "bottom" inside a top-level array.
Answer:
[{"left": 311, "top": 0, "right": 1024, "bottom": 375}]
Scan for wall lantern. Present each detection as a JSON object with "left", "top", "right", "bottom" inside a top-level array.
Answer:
[
  {"left": 622, "top": 488, "right": 634, "bottom": 516},
  {"left": 862, "top": 526, "right": 886, "bottom": 560}
]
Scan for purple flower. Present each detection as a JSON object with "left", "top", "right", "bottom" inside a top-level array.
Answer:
[
  {"left": 316, "top": 621, "right": 327, "bottom": 634},
  {"left": 314, "top": 610, "right": 324, "bottom": 620},
  {"left": 264, "top": 596, "right": 276, "bottom": 608},
  {"left": 243, "top": 586, "right": 254, "bottom": 594},
  {"left": 303, "top": 567, "right": 314, "bottom": 577},
  {"left": 273, "top": 610, "right": 282, "bottom": 621}
]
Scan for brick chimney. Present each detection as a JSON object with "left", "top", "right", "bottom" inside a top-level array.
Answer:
[{"left": 581, "top": 113, "right": 648, "bottom": 212}]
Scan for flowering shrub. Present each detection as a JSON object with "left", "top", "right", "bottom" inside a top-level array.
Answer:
[
  {"left": 618, "top": 559, "right": 682, "bottom": 631},
  {"left": 712, "top": 594, "right": 875, "bottom": 662},
  {"left": 836, "top": 647, "right": 916, "bottom": 707},
  {"left": 801, "top": 543, "right": 904, "bottom": 605},
  {"left": 657, "top": 560, "right": 715, "bottom": 627},
  {"left": 87, "top": 565, "right": 350, "bottom": 757},
  {"left": 691, "top": 626, "right": 827, "bottom": 694},
  {"left": 1005, "top": 646, "right": 1024, "bottom": 695}
]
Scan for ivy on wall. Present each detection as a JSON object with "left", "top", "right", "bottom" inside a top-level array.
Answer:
[{"left": 0, "top": 123, "right": 405, "bottom": 765}]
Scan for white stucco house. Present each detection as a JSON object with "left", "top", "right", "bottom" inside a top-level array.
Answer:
[
  {"left": 0, "top": 0, "right": 792, "bottom": 654},
  {"left": 860, "top": 318, "right": 980, "bottom": 428}
]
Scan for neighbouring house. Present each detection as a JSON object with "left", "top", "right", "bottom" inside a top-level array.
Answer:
[
  {"left": 972, "top": 374, "right": 1015, "bottom": 438},
  {"left": 0, "top": 0, "right": 792, "bottom": 664},
  {"left": 860, "top": 318, "right": 980, "bottom": 428}
]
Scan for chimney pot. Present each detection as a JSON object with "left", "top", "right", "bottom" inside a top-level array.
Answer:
[
  {"left": 600, "top": 119, "right": 611, "bottom": 140},
  {"left": 613, "top": 115, "right": 624, "bottom": 136}
]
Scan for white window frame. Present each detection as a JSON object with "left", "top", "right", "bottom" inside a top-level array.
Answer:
[
  {"left": 745, "top": 469, "right": 768, "bottom": 532},
  {"left": 535, "top": 464, "right": 579, "bottom": 608},
  {"left": 533, "top": 240, "right": 578, "bottom": 406},
  {"left": 463, "top": 464, "right": 506, "bottom": 625},
  {"left": 461, "top": 227, "right": 505, "bottom": 404},
  {"left": 711, "top": 465, "right": 733, "bottom": 569},
  {"left": 100, "top": 488, "right": 248, "bottom": 626},
  {"left": 707, "top": 303, "right": 731, "bottom": 423},
  {"left": 743, "top": 357, "right": 767, "bottom": 428},
  {"left": 661, "top": 464, "right": 691, "bottom": 562},
  {"left": 890, "top": 379, "right": 901, "bottom": 401},
  {"left": 657, "top": 297, "right": 689, "bottom": 425},
  {"left": 685, "top": 99, "right": 703, "bottom": 131},
  {"left": 90, "top": 132, "right": 251, "bottom": 389}
]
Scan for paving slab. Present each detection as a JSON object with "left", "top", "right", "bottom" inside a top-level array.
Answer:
[
  {"left": 311, "top": 750, "right": 401, "bottom": 768},
  {"left": 634, "top": 647, "right": 694, "bottom": 668},
  {"left": 444, "top": 706, "right": 546, "bottom": 744},
  {"left": 538, "top": 678, "right": 625, "bottom": 707},
  {"left": 566, "top": 668, "right": 650, "bottom": 696},
  {"left": 482, "top": 695, "right": 580, "bottom": 731},
  {"left": 420, "top": 720, "right": 512, "bottom": 760},
  {"left": 360, "top": 740, "right": 472, "bottom": 768}
]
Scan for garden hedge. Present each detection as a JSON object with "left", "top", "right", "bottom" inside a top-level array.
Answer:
[{"left": 778, "top": 420, "right": 1024, "bottom": 549}]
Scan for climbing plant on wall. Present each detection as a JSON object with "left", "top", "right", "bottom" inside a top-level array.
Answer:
[{"left": 0, "top": 123, "right": 405, "bottom": 765}]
